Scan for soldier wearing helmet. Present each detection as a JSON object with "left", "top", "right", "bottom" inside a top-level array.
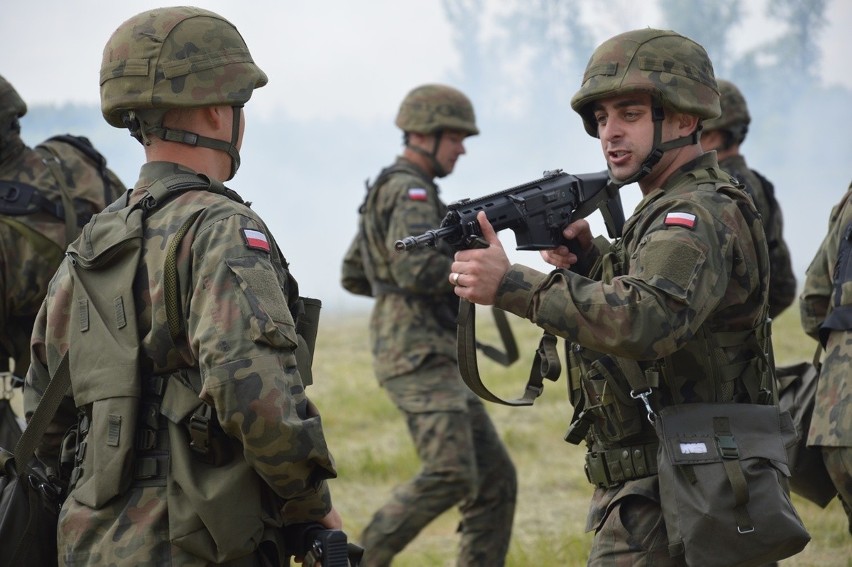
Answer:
[
  {"left": 800, "top": 180, "right": 852, "bottom": 535},
  {"left": 450, "top": 29, "right": 783, "bottom": 564},
  {"left": 343, "top": 84, "right": 516, "bottom": 566},
  {"left": 25, "top": 7, "right": 341, "bottom": 564},
  {"left": 701, "top": 79, "right": 796, "bottom": 318},
  {"left": 1, "top": 74, "right": 126, "bottom": 446}
]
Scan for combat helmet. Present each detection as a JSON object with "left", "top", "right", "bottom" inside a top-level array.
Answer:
[
  {"left": 395, "top": 84, "right": 479, "bottom": 136},
  {"left": 570, "top": 29, "right": 720, "bottom": 185},
  {"left": 701, "top": 79, "right": 750, "bottom": 145},
  {"left": 100, "top": 7, "right": 268, "bottom": 179},
  {"left": 395, "top": 84, "right": 477, "bottom": 177},
  {"left": 0, "top": 75, "right": 27, "bottom": 122}
]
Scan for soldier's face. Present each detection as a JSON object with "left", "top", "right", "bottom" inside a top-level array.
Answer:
[
  {"left": 593, "top": 93, "right": 656, "bottom": 182},
  {"left": 435, "top": 129, "right": 467, "bottom": 176}
]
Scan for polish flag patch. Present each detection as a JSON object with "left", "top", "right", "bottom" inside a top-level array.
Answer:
[
  {"left": 664, "top": 212, "right": 697, "bottom": 229},
  {"left": 408, "top": 188, "right": 428, "bottom": 201},
  {"left": 242, "top": 228, "right": 270, "bottom": 253}
]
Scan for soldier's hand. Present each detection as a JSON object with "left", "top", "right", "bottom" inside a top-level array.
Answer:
[
  {"left": 541, "top": 219, "right": 593, "bottom": 268},
  {"left": 451, "top": 211, "right": 510, "bottom": 305}
]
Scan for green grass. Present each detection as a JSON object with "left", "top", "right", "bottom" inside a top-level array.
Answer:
[{"left": 310, "top": 307, "right": 850, "bottom": 566}]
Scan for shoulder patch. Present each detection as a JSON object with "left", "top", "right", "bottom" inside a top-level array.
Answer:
[
  {"left": 664, "top": 212, "right": 697, "bottom": 229},
  {"left": 407, "top": 188, "right": 428, "bottom": 201},
  {"left": 242, "top": 228, "right": 270, "bottom": 253}
]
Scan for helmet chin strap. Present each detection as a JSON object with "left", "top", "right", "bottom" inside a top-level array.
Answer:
[
  {"left": 407, "top": 130, "right": 447, "bottom": 178},
  {"left": 610, "top": 104, "right": 700, "bottom": 188},
  {"left": 145, "top": 105, "right": 243, "bottom": 180}
]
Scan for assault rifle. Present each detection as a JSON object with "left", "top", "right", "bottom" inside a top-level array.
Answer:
[
  {"left": 395, "top": 169, "right": 625, "bottom": 408},
  {"left": 394, "top": 169, "right": 624, "bottom": 253}
]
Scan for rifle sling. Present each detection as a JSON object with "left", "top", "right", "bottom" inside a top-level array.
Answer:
[{"left": 457, "top": 299, "right": 559, "bottom": 406}]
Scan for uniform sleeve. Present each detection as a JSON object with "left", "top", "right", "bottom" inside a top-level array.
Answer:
[
  {"left": 187, "top": 213, "right": 335, "bottom": 521},
  {"left": 384, "top": 181, "right": 453, "bottom": 294},
  {"left": 800, "top": 189, "right": 852, "bottom": 338},
  {"left": 763, "top": 194, "right": 797, "bottom": 318},
  {"left": 496, "top": 202, "right": 733, "bottom": 360}
]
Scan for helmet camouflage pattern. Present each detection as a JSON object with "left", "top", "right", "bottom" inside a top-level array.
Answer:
[
  {"left": 100, "top": 6, "right": 268, "bottom": 128},
  {"left": 570, "top": 28, "right": 720, "bottom": 137},
  {"left": 395, "top": 84, "right": 479, "bottom": 136},
  {"left": 0, "top": 74, "right": 27, "bottom": 120},
  {"left": 701, "top": 78, "right": 750, "bottom": 143}
]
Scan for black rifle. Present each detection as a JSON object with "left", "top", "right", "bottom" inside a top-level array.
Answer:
[
  {"left": 394, "top": 169, "right": 625, "bottom": 408},
  {"left": 283, "top": 523, "right": 363, "bottom": 567},
  {"left": 394, "top": 169, "right": 624, "bottom": 254}
]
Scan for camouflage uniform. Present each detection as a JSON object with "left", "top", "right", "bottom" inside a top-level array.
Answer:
[
  {"left": 799, "top": 180, "right": 852, "bottom": 532},
  {"left": 490, "top": 30, "right": 772, "bottom": 564},
  {"left": 24, "top": 7, "right": 337, "bottom": 565},
  {"left": 356, "top": 86, "right": 516, "bottom": 567},
  {"left": 0, "top": 74, "right": 126, "bottom": 380},
  {"left": 703, "top": 79, "right": 796, "bottom": 318}
]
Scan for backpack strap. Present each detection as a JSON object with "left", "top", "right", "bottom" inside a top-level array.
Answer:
[
  {"left": 45, "top": 135, "right": 114, "bottom": 207},
  {"left": 13, "top": 352, "right": 70, "bottom": 476}
]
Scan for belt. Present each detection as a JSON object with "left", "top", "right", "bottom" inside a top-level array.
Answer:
[{"left": 585, "top": 441, "right": 659, "bottom": 488}]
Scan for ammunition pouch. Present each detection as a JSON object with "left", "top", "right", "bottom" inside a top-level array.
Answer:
[
  {"left": 584, "top": 441, "right": 659, "bottom": 488},
  {"left": 577, "top": 356, "right": 643, "bottom": 445}
]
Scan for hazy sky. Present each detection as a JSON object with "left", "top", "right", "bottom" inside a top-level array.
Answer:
[
  {"left": 4, "top": 0, "right": 852, "bottom": 313},
  {"left": 4, "top": 0, "right": 851, "bottom": 124}
]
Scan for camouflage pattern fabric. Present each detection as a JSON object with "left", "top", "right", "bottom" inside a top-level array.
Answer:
[
  {"left": 718, "top": 154, "right": 796, "bottom": 318},
  {"left": 360, "top": 356, "right": 516, "bottom": 567},
  {"left": 799, "top": 181, "right": 852, "bottom": 530},
  {"left": 493, "top": 153, "right": 771, "bottom": 563},
  {"left": 359, "top": 159, "right": 516, "bottom": 566},
  {"left": 394, "top": 84, "right": 479, "bottom": 136},
  {"left": 25, "top": 161, "right": 337, "bottom": 565},
  {"left": 362, "top": 157, "right": 458, "bottom": 380},
  {"left": 570, "top": 28, "right": 721, "bottom": 138},
  {"left": 0, "top": 133, "right": 126, "bottom": 377}
]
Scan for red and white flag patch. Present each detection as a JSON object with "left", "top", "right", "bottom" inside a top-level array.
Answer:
[
  {"left": 408, "top": 188, "right": 428, "bottom": 201},
  {"left": 242, "top": 228, "right": 270, "bottom": 253},
  {"left": 664, "top": 212, "right": 697, "bottom": 229}
]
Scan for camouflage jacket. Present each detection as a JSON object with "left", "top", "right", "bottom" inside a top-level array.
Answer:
[
  {"left": 362, "top": 157, "right": 457, "bottom": 381},
  {"left": 799, "top": 181, "right": 852, "bottom": 447},
  {"left": 26, "top": 161, "right": 337, "bottom": 565},
  {"left": 495, "top": 152, "right": 771, "bottom": 530},
  {"left": 718, "top": 153, "right": 796, "bottom": 318},
  {"left": 0, "top": 135, "right": 125, "bottom": 376}
]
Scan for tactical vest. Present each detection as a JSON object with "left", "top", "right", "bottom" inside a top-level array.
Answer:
[
  {"left": 566, "top": 178, "right": 775, "bottom": 488},
  {"left": 0, "top": 135, "right": 124, "bottom": 373},
  {"left": 342, "top": 162, "right": 446, "bottom": 298},
  {"left": 61, "top": 174, "right": 321, "bottom": 539}
]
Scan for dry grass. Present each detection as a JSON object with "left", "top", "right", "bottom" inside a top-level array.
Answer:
[{"left": 310, "top": 306, "right": 849, "bottom": 566}]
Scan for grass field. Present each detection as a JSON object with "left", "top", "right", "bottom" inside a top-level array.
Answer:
[{"left": 309, "top": 306, "right": 850, "bottom": 567}]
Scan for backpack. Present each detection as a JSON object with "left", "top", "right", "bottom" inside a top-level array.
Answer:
[{"left": 341, "top": 164, "right": 418, "bottom": 297}]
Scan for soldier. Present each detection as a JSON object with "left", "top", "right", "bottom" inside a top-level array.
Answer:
[
  {"left": 450, "top": 29, "right": 774, "bottom": 564},
  {"left": 701, "top": 79, "right": 796, "bottom": 318},
  {"left": 24, "top": 7, "right": 340, "bottom": 565},
  {"left": 0, "top": 74, "right": 126, "bottom": 446},
  {"left": 350, "top": 84, "right": 517, "bottom": 566},
  {"left": 799, "top": 180, "right": 852, "bottom": 534}
]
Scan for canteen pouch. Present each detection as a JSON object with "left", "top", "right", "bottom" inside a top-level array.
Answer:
[{"left": 655, "top": 403, "right": 810, "bottom": 567}]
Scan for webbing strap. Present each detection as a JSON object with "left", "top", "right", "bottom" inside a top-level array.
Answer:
[
  {"left": 714, "top": 416, "right": 755, "bottom": 534},
  {"left": 13, "top": 352, "right": 70, "bottom": 476},
  {"left": 457, "top": 299, "right": 558, "bottom": 406},
  {"left": 38, "top": 148, "right": 78, "bottom": 245},
  {"left": 164, "top": 209, "right": 204, "bottom": 342}
]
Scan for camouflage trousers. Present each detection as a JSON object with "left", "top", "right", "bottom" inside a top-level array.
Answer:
[
  {"left": 361, "top": 355, "right": 517, "bottom": 566},
  {"left": 587, "top": 480, "right": 685, "bottom": 567},
  {"left": 822, "top": 446, "right": 852, "bottom": 533}
]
